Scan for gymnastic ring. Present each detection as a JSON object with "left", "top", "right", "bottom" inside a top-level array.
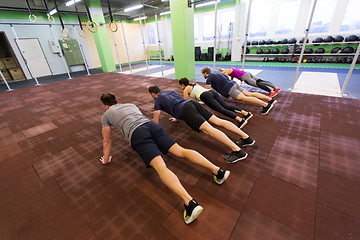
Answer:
[
  {"left": 61, "top": 28, "right": 69, "bottom": 38},
  {"left": 109, "top": 21, "right": 118, "bottom": 32},
  {"left": 48, "top": 15, "right": 55, "bottom": 23},
  {"left": 29, "top": 14, "right": 37, "bottom": 23},
  {"left": 87, "top": 20, "right": 98, "bottom": 33},
  {"left": 79, "top": 28, "right": 86, "bottom": 38}
]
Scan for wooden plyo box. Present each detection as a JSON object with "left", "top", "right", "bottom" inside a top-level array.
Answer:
[{"left": 8, "top": 68, "right": 24, "bottom": 80}]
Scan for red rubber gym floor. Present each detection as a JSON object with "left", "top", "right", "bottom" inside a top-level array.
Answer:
[{"left": 0, "top": 72, "right": 359, "bottom": 239}]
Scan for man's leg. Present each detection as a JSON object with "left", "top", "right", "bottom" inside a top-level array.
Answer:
[
  {"left": 235, "top": 91, "right": 268, "bottom": 107},
  {"left": 207, "top": 115, "right": 249, "bottom": 139},
  {"left": 242, "top": 89, "right": 272, "bottom": 102},
  {"left": 198, "top": 121, "right": 241, "bottom": 152},
  {"left": 150, "top": 155, "right": 192, "bottom": 205},
  {"left": 168, "top": 143, "right": 219, "bottom": 174}
]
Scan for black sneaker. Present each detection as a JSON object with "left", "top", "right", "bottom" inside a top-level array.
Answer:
[
  {"left": 237, "top": 119, "right": 247, "bottom": 129},
  {"left": 236, "top": 136, "right": 256, "bottom": 147},
  {"left": 260, "top": 102, "right": 275, "bottom": 115},
  {"left": 213, "top": 168, "right": 230, "bottom": 184},
  {"left": 184, "top": 199, "right": 203, "bottom": 224},
  {"left": 243, "top": 112, "right": 253, "bottom": 121},
  {"left": 224, "top": 149, "right": 248, "bottom": 163},
  {"left": 268, "top": 99, "right": 278, "bottom": 105}
]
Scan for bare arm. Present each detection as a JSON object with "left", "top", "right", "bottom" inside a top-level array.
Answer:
[
  {"left": 223, "top": 69, "right": 233, "bottom": 76},
  {"left": 183, "top": 86, "right": 191, "bottom": 100},
  {"left": 153, "top": 110, "right": 161, "bottom": 124},
  {"left": 100, "top": 126, "right": 112, "bottom": 164}
]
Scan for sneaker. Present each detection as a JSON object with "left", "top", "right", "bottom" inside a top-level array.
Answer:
[
  {"left": 237, "top": 119, "right": 247, "bottom": 129},
  {"left": 213, "top": 168, "right": 230, "bottom": 184},
  {"left": 260, "top": 101, "right": 277, "bottom": 115},
  {"left": 236, "top": 136, "right": 256, "bottom": 147},
  {"left": 224, "top": 149, "right": 248, "bottom": 163},
  {"left": 274, "top": 88, "right": 281, "bottom": 93},
  {"left": 243, "top": 112, "right": 253, "bottom": 121},
  {"left": 184, "top": 199, "right": 203, "bottom": 224},
  {"left": 269, "top": 91, "right": 277, "bottom": 98}
]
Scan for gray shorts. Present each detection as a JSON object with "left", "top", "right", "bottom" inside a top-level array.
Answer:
[
  {"left": 228, "top": 82, "right": 244, "bottom": 99},
  {"left": 240, "top": 72, "right": 258, "bottom": 87}
]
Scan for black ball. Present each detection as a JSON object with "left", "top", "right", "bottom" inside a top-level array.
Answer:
[
  {"left": 256, "top": 49, "right": 263, "bottom": 54},
  {"left": 331, "top": 47, "right": 342, "bottom": 53},
  {"left": 288, "top": 38, "right": 297, "bottom": 44},
  {"left": 315, "top": 48, "right": 325, "bottom": 54},
  {"left": 281, "top": 48, "right": 289, "bottom": 54},
  {"left": 304, "top": 48, "right": 314, "bottom": 54},
  {"left": 341, "top": 47, "right": 354, "bottom": 53},
  {"left": 312, "top": 37, "right": 323, "bottom": 43},
  {"left": 266, "top": 39, "right": 273, "bottom": 45},
  {"left": 281, "top": 39, "right": 288, "bottom": 44},
  {"left": 300, "top": 38, "right": 309, "bottom": 43},
  {"left": 264, "top": 49, "right": 271, "bottom": 54},
  {"left": 272, "top": 48, "right": 280, "bottom": 54},
  {"left": 252, "top": 40, "right": 259, "bottom": 45},
  {"left": 324, "top": 36, "right": 334, "bottom": 42},
  {"left": 334, "top": 35, "right": 344, "bottom": 42},
  {"left": 345, "top": 35, "right": 358, "bottom": 42},
  {"left": 259, "top": 40, "right": 266, "bottom": 45}
]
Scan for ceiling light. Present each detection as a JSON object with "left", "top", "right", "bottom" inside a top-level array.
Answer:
[
  {"left": 160, "top": 11, "right": 171, "bottom": 16},
  {"left": 65, "top": 0, "right": 81, "bottom": 7},
  {"left": 124, "top": 4, "right": 143, "bottom": 12},
  {"left": 195, "top": 0, "right": 221, "bottom": 8},
  {"left": 49, "top": 9, "right": 57, "bottom": 15},
  {"left": 133, "top": 16, "right": 148, "bottom": 21}
]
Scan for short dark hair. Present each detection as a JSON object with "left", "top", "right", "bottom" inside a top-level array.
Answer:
[
  {"left": 201, "top": 66, "right": 211, "bottom": 74},
  {"left": 148, "top": 85, "right": 161, "bottom": 94},
  {"left": 100, "top": 92, "right": 118, "bottom": 106},
  {"left": 179, "top": 77, "right": 195, "bottom": 87}
]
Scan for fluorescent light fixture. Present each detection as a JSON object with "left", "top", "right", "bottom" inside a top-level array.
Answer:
[
  {"left": 133, "top": 16, "right": 148, "bottom": 21},
  {"left": 65, "top": 0, "right": 81, "bottom": 7},
  {"left": 160, "top": 11, "right": 171, "bottom": 16},
  {"left": 124, "top": 4, "right": 143, "bottom": 12},
  {"left": 49, "top": 9, "right": 57, "bottom": 15},
  {"left": 195, "top": 0, "right": 221, "bottom": 8}
]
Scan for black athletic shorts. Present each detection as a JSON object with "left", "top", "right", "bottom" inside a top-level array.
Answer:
[
  {"left": 131, "top": 121, "right": 176, "bottom": 168},
  {"left": 182, "top": 100, "right": 213, "bottom": 132}
]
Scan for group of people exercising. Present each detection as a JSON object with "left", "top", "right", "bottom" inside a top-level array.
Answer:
[{"left": 99, "top": 66, "right": 280, "bottom": 225}]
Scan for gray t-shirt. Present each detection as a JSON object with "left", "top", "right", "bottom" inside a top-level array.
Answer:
[{"left": 101, "top": 103, "right": 150, "bottom": 142}]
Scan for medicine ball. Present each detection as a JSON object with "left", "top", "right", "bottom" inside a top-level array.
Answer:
[
  {"left": 247, "top": 40, "right": 251, "bottom": 45},
  {"left": 334, "top": 57, "right": 340, "bottom": 63},
  {"left": 345, "top": 35, "right": 358, "bottom": 42},
  {"left": 281, "top": 48, "right": 289, "bottom": 54},
  {"left": 341, "top": 47, "right": 354, "bottom": 53},
  {"left": 274, "top": 57, "right": 279, "bottom": 62},
  {"left": 334, "top": 35, "right": 344, "bottom": 42},
  {"left": 304, "top": 48, "right": 313, "bottom": 54},
  {"left": 331, "top": 47, "right": 342, "bottom": 53},
  {"left": 295, "top": 47, "right": 302, "bottom": 54},
  {"left": 312, "top": 37, "right": 323, "bottom": 43},
  {"left": 315, "top": 48, "right": 325, "bottom": 54},
  {"left": 303, "top": 58, "right": 308, "bottom": 63},
  {"left": 256, "top": 49, "right": 263, "bottom": 54},
  {"left": 345, "top": 57, "right": 353, "bottom": 63},
  {"left": 259, "top": 40, "right": 266, "bottom": 45},
  {"left": 266, "top": 39, "right": 273, "bottom": 45},
  {"left": 317, "top": 57, "right": 322, "bottom": 63},
  {"left": 246, "top": 47, "right": 250, "bottom": 54},
  {"left": 281, "top": 39, "right": 288, "bottom": 44},
  {"left": 324, "top": 36, "right": 334, "bottom": 42},
  {"left": 252, "top": 40, "right": 259, "bottom": 45},
  {"left": 311, "top": 58, "right": 317, "bottom": 63},
  {"left": 299, "top": 38, "right": 309, "bottom": 43},
  {"left": 288, "top": 38, "right": 297, "bottom": 44},
  {"left": 264, "top": 49, "right": 271, "bottom": 54},
  {"left": 272, "top": 48, "right": 279, "bottom": 54}
]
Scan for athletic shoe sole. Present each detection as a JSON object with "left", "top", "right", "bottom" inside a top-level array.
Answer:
[
  {"left": 225, "top": 152, "right": 248, "bottom": 163},
  {"left": 238, "top": 140, "right": 256, "bottom": 147},
  {"left": 269, "top": 92, "right": 277, "bottom": 98},
  {"left": 214, "top": 170, "right": 230, "bottom": 185},
  {"left": 260, "top": 100, "right": 277, "bottom": 115},
  {"left": 238, "top": 120, "right": 248, "bottom": 129},
  {"left": 244, "top": 113, "right": 253, "bottom": 121},
  {"left": 184, "top": 205, "right": 203, "bottom": 224}
]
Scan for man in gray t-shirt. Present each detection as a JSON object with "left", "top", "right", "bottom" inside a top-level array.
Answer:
[{"left": 99, "top": 92, "right": 230, "bottom": 225}]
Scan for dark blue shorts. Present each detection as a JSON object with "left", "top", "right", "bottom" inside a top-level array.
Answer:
[
  {"left": 130, "top": 121, "right": 176, "bottom": 168},
  {"left": 182, "top": 100, "right": 213, "bottom": 132}
]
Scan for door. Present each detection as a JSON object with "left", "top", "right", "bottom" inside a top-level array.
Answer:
[{"left": 16, "top": 38, "right": 52, "bottom": 78}]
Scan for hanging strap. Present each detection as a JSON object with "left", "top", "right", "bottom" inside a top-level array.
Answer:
[
  {"left": 107, "top": 0, "right": 118, "bottom": 32},
  {"left": 43, "top": 0, "right": 55, "bottom": 23},
  {"left": 74, "top": 2, "right": 86, "bottom": 38},
  {"left": 84, "top": 0, "right": 98, "bottom": 33},
  {"left": 25, "top": 0, "right": 37, "bottom": 22},
  {"left": 54, "top": 0, "right": 69, "bottom": 38}
]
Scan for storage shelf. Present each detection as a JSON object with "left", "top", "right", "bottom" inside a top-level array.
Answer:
[
  {"left": 246, "top": 41, "right": 360, "bottom": 48},
  {"left": 246, "top": 53, "right": 356, "bottom": 56}
]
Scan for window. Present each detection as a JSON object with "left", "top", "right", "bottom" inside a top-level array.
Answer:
[
  {"left": 276, "top": 0, "right": 300, "bottom": 35},
  {"left": 218, "top": 8, "right": 235, "bottom": 39},
  {"left": 146, "top": 22, "right": 163, "bottom": 45},
  {"left": 249, "top": 0, "right": 271, "bottom": 37},
  {"left": 194, "top": 15, "right": 198, "bottom": 41},
  {"left": 340, "top": 0, "right": 360, "bottom": 32},
  {"left": 308, "top": 0, "right": 337, "bottom": 34},
  {"left": 203, "top": 13, "right": 215, "bottom": 41}
]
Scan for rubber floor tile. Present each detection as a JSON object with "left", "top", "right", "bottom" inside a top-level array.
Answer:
[
  {"left": 320, "top": 118, "right": 360, "bottom": 139},
  {"left": 263, "top": 150, "right": 318, "bottom": 192},
  {"left": 229, "top": 147, "right": 268, "bottom": 177},
  {"left": 247, "top": 173, "right": 316, "bottom": 239},
  {"left": 0, "top": 151, "right": 37, "bottom": 179},
  {"left": 195, "top": 167, "right": 256, "bottom": 212},
  {"left": 315, "top": 203, "right": 360, "bottom": 240},
  {"left": 22, "top": 122, "right": 58, "bottom": 139},
  {"left": 231, "top": 206, "right": 310, "bottom": 240},
  {"left": 0, "top": 140, "right": 23, "bottom": 162},
  {"left": 163, "top": 187, "right": 240, "bottom": 240},
  {"left": 317, "top": 171, "right": 360, "bottom": 219}
]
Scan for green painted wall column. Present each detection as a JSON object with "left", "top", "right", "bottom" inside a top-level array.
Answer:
[
  {"left": 87, "top": 0, "right": 115, "bottom": 72},
  {"left": 169, "top": 0, "right": 195, "bottom": 79}
]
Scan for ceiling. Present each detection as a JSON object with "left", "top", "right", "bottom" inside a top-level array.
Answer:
[{"left": 0, "top": 0, "right": 172, "bottom": 20}]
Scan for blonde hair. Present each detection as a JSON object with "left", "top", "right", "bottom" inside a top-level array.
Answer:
[{"left": 218, "top": 68, "right": 224, "bottom": 72}]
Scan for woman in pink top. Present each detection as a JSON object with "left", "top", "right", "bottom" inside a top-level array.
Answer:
[{"left": 219, "top": 67, "right": 280, "bottom": 98}]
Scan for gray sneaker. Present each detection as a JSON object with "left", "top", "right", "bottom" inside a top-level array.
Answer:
[{"left": 225, "top": 149, "right": 248, "bottom": 163}]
